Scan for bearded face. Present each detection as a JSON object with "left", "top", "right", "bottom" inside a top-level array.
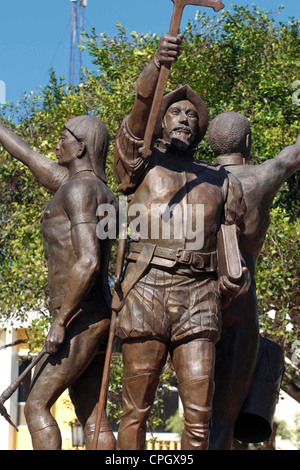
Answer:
[{"left": 162, "top": 100, "right": 199, "bottom": 152}]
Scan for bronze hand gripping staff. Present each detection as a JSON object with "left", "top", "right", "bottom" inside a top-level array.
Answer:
[{"left": 140, "top": 0, "right": 224, "bottom": 158}]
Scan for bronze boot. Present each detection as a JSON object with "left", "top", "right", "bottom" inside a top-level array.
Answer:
[
  {"left": 178, "top": 376, "right": 215, "bottom": 450},
  {"left": 117, "top": 373, "right": 160, "bottom": 450},
  {"left": 84, "top": 417, "right": 116, "bottom": 450}
]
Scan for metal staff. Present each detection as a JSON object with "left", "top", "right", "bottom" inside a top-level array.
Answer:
[
  {"left": 140, "top": 0, "right": 224, "bottom": 158},
  {"left": 92, "top": 209, "right": 128, "bottom": 450},
  {"left": 0, "top": 349, "right": 46, "bottom": 432}
]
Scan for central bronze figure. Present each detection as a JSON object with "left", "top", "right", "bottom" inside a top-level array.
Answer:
[{"left": 113, "top": 34, "right": 250, "bottom": 450}]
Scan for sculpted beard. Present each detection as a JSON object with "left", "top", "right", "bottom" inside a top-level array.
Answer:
[{"left": 169, "top": 125, "right": 196, "bottom": 151}]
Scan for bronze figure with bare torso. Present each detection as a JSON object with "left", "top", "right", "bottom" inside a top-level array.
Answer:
[
  {"left": 0, "top": 115, "right": 118, "bottom": 450},
  {"left": 208, "top": 112, "right": 300, "bottom": 449}
]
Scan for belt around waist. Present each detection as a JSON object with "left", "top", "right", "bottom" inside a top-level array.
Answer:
[{"left": 128, "top": 242, "right": 217, "bottom": 272}]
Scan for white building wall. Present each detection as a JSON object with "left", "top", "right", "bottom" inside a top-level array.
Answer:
[
  {"left": 0, "top": 328, "right": 19, "bottom": 450},
  {"left": 275, "top": 390, "right": 300, "bottom": 450}
]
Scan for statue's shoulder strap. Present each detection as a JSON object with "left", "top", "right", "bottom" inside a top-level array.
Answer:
[{"left": 214, "top": 162, "right": 230, "bottom": 204}]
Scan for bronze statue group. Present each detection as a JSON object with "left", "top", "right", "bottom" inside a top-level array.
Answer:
[{"left": 0, "top": 23, "right": 299, "bottom": 451}]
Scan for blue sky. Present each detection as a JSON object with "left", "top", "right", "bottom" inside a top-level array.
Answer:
[{"left": 0, "top": 0, "right": 299, "bottom": 105}]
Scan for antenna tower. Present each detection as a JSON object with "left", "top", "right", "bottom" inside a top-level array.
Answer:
[{"left": 69, "top": 0, "right": 87, "bottom": 86}]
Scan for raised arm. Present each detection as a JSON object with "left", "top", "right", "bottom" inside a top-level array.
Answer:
[
  {"left": 128, "top": 34, "right": 183, "bottom": 139},
  {"left": 0, "top": 122, "right": 68, "bottom": 193},
  {"left": 114, "top": 34, "right": 183, "bottom": 193}
]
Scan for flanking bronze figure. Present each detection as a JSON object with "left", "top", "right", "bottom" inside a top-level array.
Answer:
[
  {"left": 113, "top": 35, "right": 250, "bottom": 450},
  {"left": 0, "top": 116, "right": 118, "bottom": 450},
  {"left": 208, "top": 112, "right": 300, "bottom": 449}
]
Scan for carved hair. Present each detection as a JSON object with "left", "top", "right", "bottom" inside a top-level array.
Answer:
[
  {"left": 208, "top": 112, "right": 251, "bottom": 158},
  {"left": 64, "top": 115, "right": 109, "bottom": 183}
]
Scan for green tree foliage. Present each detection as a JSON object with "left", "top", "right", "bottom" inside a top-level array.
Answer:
[{"left": 0, "top": 4, "right": 299, "bottom": 418}]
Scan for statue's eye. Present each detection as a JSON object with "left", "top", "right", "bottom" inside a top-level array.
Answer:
[{"left": 187, "top": 111, "right": 198, "bottom": 118}]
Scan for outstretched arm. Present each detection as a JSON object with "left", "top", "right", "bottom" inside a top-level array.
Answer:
[
  {"left": 259, "top": 134, "right": 300, "bottom": 201},
  {"left": 0, "top": 122, "right": 68, "bottom": 193}
]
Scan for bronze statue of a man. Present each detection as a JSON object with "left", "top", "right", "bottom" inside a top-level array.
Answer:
[
  {"left": 113, "top": 35, "right": 250, "bottom": 450},
  {"left": 0, "top": 115, "right": 118, "bottom": 450},
  {"left": 207, "top": 111, "right": 300, "bottom": 449}
]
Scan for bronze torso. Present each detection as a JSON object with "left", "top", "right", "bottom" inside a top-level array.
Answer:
[
  {"left": 41, "top": 183, "right": 77, "bottom": 300},
  {"left": 114, "top": 119, "right": 247, "bottom": 347},
  {"left": 115, "top": 120, "right": 245, "bottom": 259},
  {"left": 128, "top": 147, "right": 225, "bottom": 252},
  {"left": 210, "top": 146, "right": 300, "bottom": 449},
  {"left": 41, "top": 172, "right": 117, "bottom": 302}
]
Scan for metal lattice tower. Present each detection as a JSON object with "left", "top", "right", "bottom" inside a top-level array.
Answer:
[{"left": 69, "top": 0, "right": 87, "bottom": 86}]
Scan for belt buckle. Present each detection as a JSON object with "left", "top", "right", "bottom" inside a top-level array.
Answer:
[{"left": 175, "top": 249, "right": 192, "bottom": 264}]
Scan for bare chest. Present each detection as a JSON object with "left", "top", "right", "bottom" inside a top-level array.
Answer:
[{"left": 40, "top": 186, "right": 71, "bottom": 243}]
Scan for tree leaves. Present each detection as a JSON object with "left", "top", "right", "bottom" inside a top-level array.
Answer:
[{"left": 0, "top": 4, "right": 299, "bottom": 360}]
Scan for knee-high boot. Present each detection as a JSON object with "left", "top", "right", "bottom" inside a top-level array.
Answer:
[
  {"left": 83, "top": 415, "right": 116, "bottom": 450},
  {"left": 117, "top": 373, "right": 159, "bottom": 450},
  {"left": 178, "top": 376, "right": 215, "bottom": 450}
]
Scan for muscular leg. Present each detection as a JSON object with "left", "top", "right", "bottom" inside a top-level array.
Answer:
[
  {"left": 117, "top": 339, "right": 168, "bottom": 450},
  {"left": 24, "top": 305, "right": 111, "bottom": 450},
  {"left": 171, "top": 338, "right": 215, "bottom": 450},
  {"left": 24, "top": 353, "right": 63, "bottom": 450},
  {"left": 69, "top": 352, "right": 116, "bottom": 450}
]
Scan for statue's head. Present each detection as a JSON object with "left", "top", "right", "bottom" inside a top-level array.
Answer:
[
  {"left": 62, "top": 115, "right": 109, "bottom": 182},
  {"left": 208, "top": 112, "right": 252, "bottom": 161},
  {"left": 155, "top": 85, "right": 209, "bottom": 152}
]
